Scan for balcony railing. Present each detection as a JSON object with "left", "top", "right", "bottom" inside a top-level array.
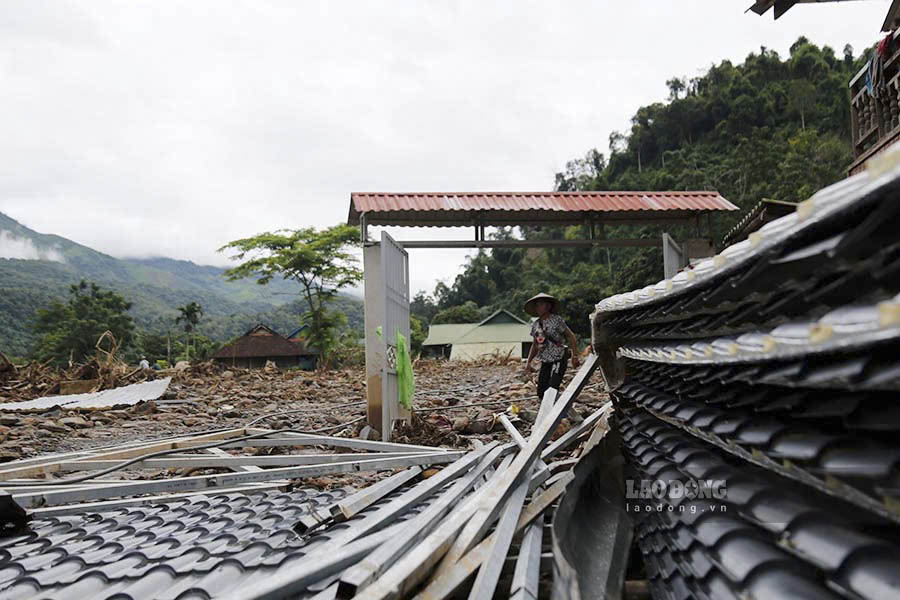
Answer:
[{"left": 849, "top": 29, "right": 900, "bottom": 174}]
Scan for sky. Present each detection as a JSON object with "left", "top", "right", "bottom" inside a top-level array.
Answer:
[{"left": 0, "top": 0, "right": 891, "bottom": 295}]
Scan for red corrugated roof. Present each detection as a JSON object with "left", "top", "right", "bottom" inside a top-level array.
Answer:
[{"left": 350, "top": 191, "right": 737, "bottom": 214}]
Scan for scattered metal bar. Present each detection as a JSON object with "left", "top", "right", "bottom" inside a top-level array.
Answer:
[
  {"left": 205, "top": 447, "right": 263, "bottom": 472},
  {"left": 509, "top": 519, "right": 543, "bottom": 600},
  {"left": 535, "top": 387, "right": 558, "bottom": 426},
  {"left": 56, "top": 451, "right": 456, "bottom": 471},
  {"left": 12, "top": 452, "right": 461, "bottom": 509},
  {"left": 411, "top": 472, "right": 575, "bottom": 600},
  {"left": 354, "top": 356, "right": 598, "bottom": 600},
  {"left": 335, "top": 444, "right": 507, "bottom": 597},
  {"left": 0, "top": 428, "right": 249, "bottom": 481},
  {"left": 541, "top": 402, "right": 611, "bottom": 461},
  {"left": 222, "top": 522, "right": 409, "bottom": 600},
  {"left": 332, "top": 466, "right": 423, "bottom": 520},
  {"left": 27, "top": 482, "right": 287, "bottom": 517},
  {"left": 324, "top": 443, "right": 499, "bottom": 549},
  {"left": 498, "top": 415, "right": 551, "bottom": 482},
  {"left": 467, "top": 474, "right": 530, "bottom": 599},
  {"left": 245, "top": 429, "right": 452, "bottom": 454}
]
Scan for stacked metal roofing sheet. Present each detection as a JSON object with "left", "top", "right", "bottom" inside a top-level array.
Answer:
[{"left": 592, "top": 148, "right": 900, "bottom": 599}]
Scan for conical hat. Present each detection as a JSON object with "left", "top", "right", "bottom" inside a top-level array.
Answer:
[{"left": 524, "top": 292, "right": 560, "bottom": 317}]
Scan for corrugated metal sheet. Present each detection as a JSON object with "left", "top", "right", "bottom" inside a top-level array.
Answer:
[
  {"left": 454, "top": 323, "right": 532, "bottom": 345},
  {"left": 450, "top": 342, "right": 522, "bottom": 361},
  {"left": 0, "top": 377, "right": 171, "bottom": 412},
  {"left": 350, "top": 191, "right": 736, "bottom": 217},
  {"left": 422, "top": 324, "right": 475, "bottom": 346}
]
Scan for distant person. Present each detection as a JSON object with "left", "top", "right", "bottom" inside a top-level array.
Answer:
[
  {"left": 523, "top": 293, "right": 580, "bottom": 402},
  {"left": 138, "top": 356, "right": 150, "bottom": 370}
]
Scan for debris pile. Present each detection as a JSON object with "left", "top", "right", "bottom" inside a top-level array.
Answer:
[
  {"left": 0, "top": 355, "right": 612, "bottom": 599},
  {"left": 0, "top": 359, "right": 608, "bottom": 465},
  {"left": 0, "top": 356, "right": 157, "bottom": 402}
]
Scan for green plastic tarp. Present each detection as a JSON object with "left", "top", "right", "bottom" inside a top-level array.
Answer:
[{"left": 376, "top": 326, "right": 414, "bottom": 410}]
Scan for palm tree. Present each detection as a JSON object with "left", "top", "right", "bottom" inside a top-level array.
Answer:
[{"left": 175, "top": 302, "right": 203, "bottom": 361}]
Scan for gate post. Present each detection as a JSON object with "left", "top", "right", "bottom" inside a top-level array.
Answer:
[{"left": 363, "top": 242, "right": 385, "bottom": 437}]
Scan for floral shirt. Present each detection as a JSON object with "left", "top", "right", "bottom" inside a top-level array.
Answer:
[{"left": 530, "top": 314, "right": 568, "bottom": 363}]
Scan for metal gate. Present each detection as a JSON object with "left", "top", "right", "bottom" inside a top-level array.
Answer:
[{"left": 364, "top": 231, "right": 411, "bottom": 441}]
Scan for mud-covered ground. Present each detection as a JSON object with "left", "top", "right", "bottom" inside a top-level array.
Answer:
[{"left": 0, "top": 360, "right": 609, "bottom": 488}]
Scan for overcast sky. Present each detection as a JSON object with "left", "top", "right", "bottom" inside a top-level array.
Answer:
[{"left": 0, "top": 0, "right": 890, "bottom": 294}]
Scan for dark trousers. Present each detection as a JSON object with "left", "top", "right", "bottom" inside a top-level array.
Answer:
[{"left": 537, "top": 359, "right": 567, "bottom": 401}]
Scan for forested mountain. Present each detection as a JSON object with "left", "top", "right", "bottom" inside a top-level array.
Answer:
[
  {"left": 413, "top": 39, "right": 866, "bottom": 339},
  {"left": 0, "top": 213, "right": 363, "bottom": 358}
]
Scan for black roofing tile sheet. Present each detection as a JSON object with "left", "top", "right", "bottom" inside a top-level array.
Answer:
[
  {"left": 615, "top": 406, "right": 900, "bottom": 600},
  {"left": 0, "top": 486, "right": 353, "bottom": 600},
  {"left": 597, "top": 188, "right": 900, "bottom": 341},
  {"left": 613, "top": 382, "right": 900, "bottom": 512}
]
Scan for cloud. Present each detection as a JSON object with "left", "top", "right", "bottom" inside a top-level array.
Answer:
[
  {"left": 0, "top": 0, "right": 890, "bottom": 294},
  {"left": 0, "top": 230, "right": 65, "bottom": 262}
]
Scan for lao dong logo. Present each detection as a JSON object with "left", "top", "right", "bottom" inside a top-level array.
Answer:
[{"left": 624, "top": 478, "right": 728, "bottom": 514}]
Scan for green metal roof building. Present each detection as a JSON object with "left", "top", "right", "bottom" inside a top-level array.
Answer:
[{"left": 422, "top": 310, "right": 533, "bottom": 361}]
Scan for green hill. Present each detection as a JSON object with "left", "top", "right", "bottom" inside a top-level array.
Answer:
[{"left": 0, "top": 213, "right": 363, "bottom": 357}]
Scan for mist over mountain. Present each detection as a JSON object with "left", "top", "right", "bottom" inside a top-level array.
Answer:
[{"left": 0, "top": 212, "right": 362, "bottom": 357}]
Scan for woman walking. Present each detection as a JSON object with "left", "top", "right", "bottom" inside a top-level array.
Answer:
[{"left": 523, "top": 293, "right": 580, "bottom": 401}]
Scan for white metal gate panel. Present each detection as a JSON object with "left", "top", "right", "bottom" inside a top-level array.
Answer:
[{"left": 379, "top": 232, "right": 411, "bottom": 440}]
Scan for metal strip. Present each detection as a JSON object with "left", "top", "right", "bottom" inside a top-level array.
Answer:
[
  {"left": 467, "top": 475, "right": 530, "bottom": 598},
  {"left": 541, "top": 403, "right": 611, "bottom": 460},
  {"left": 0, "top": 428, "right": 248, "bottom": 481},
  {"left": 27, "top": 482, "right": 288, "bottom": 517},
  {"left": 58, "top": 451, "right": 457, "bottom": 471},
  {"left": 411, "top": 472, "right": 574, "bottom": 600},
  {"left": 509, "top": 519, "right": 543, "bottom": 600},
  {"left": 324, "top": 444, "right": 499, "bottom": 549},
  {"left": 11, "top": 452, "right": 460, "bottom": 509},
  {"left": 333, "top": 466, "right": 423, "bottom": 520},
  {"left": 246, "top": 429, "right": 447, "bottom": 453},
  {"left": 336, "top": 445, "right": 507, "bottom": 597}
]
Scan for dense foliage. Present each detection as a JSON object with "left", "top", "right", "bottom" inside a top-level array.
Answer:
[
  {"left": 33, "top": 280, "right": 135, "bottom": 365},
  {"left": 412, "top": 39, "right": 866, "bottom": 340}
]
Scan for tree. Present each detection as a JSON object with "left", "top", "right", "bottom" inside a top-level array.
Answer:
[
  {"left": 431, "top": 301, "right": 485, "bottom": 325},
  {"left": 411, "top": 292, "right": 439, "bottom": 324},
  {"left": 666, "top": 77, "right": 686, "bottom": 100},
  {"left": 788, "top": 79, "right": 816, "bottom": 130},
  {"left": 137, "top": 331, "right": 169, "bottom": 364},
  {"left": 409, "top": 315, "right": 427, "bottom": 355},
  {"left": 219, "top": 224, "right": 362, "bottom": 366},
  {"left": 175, "top": 302, "right": 203, "bottom": 361},
  {"left": 33, "top": 280, "right": 135, "bottom": 365}
]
